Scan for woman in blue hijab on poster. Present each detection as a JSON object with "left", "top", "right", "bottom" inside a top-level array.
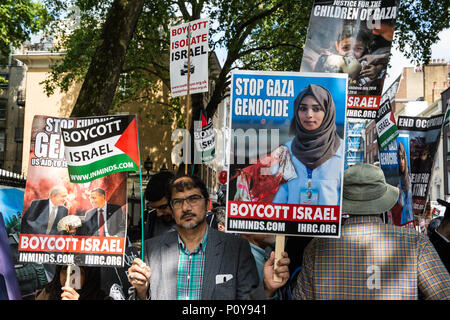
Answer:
[{"left": 272, "top": 84, "right": 344, "bottom": 205}]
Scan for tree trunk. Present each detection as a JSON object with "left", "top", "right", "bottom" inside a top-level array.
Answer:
[{"left": 70, "top": 0, "right": 145, "bottom": 117}]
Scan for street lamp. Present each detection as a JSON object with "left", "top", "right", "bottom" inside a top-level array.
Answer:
[{"left": 144, "top": 156, "right": 153, "bottom": 178}]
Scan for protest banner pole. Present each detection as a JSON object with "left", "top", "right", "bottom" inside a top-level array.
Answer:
[
  {"left": 185, "top": 24, "right": 192, "bottom": 175},
  {"left": 191, "top": 109, "right": 203, "bottom": 176},
  {"left": 274, "top": 234, "right": 285, "bottom": 282},
  {"left": 135, "top": 115, "right": 145, "bottom": 259}
]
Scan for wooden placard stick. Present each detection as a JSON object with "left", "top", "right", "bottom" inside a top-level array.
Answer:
[
  {"left": 65, "top": 264, "right": 72, "bottom": 288},
  {"left": 273, "top": 234, "right": 285, "bottom": 282}
]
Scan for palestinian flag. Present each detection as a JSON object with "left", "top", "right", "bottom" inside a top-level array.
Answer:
[
  {"left": 61, "top": 115, "right": 140, "bottom": 183},
  {"left": 376, "top": 100, "right": 399, "bottom": 150}
]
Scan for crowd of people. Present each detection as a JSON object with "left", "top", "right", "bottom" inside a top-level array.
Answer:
[
  {"left": 137, "top": 164, "right": 450, "bottom": 300},
  {"left": 8, "top": 163, "right": 450, "bottom": 300}
]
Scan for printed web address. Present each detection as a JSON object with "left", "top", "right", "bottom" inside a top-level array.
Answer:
[{"left": 70, "top": 162, "right": 135, "bottom": 181}]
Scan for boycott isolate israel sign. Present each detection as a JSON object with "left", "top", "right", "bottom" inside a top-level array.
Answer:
[
  {"left": 170, "top": 18, "right": 209, "bottom": 97},
  {"left": 61, "top": 115, "right": 139, "bottom": 183},
  {"left": 301, "top": 0, "right": 399, "bottom": 119},
  {"left": 227, "top": 70, "right": 348, "bottom": 238},
  {"left": 19, "top": 115, "right": 129, "bottom": 267}
]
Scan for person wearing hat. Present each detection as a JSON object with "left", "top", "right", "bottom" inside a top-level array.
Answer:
[{"left": 292, "top": 163, "right": 450, "bottom": 300}]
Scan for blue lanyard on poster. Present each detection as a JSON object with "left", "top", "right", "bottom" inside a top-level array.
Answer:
[
  {"left": 301, "top": 167, "right": 318, "bottom": 204},
  {"left": 306, "top": 167, "right": 313, "bottom": 188}
]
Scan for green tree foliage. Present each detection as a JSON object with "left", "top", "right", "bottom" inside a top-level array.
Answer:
[
  {"left": 42, "top": 0, "right": 449, "bottom": 120},
  {"left": 42, "top": 0, "right": 311, "bottom": 120},
  {"left": 395, "top": 0, "right": 450, "bottom": 63},
  {"left": 0, "top": 0, "right": 60, "bottom": 64},
  {"left": 69, "top": 0, "right": 145, "bottom": 117}
]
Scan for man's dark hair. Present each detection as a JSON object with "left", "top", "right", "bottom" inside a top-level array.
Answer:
[
  {"left": 166, "top": 175, "right": 209, "bottom": 203},
  {"left": 90, "top": 188, "right": 106, "bottom": 196},
  {"left": 212, "top": 206, "right": 226, "bottom": 225},
  {"left": 428, "top": 216, "right": 443, "bottom": 235},
  {"left": 145, "top": 171, "right": 175, "bottom": 202}
]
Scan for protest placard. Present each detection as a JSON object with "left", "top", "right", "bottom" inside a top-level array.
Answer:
[
  {"left": 18, "top": 115, "right": 128, "bottom": 268},
  {"left": 0, "top": 187, "right": 25, "bottom": 234},
  {"left": 379, "top": 139, "right": 400, "bottom": 189},
  {"left": 61, "top": 115, "right": 139, "bottom": 183},
  {"left": 376, "top": 100, "right": 398, "bottom": 149},
  {"left": 227, "top": 70, "right": 348, "bottom": 238},
  {"left": 170, "top": 18, "right": 209, "bottom": 97},
  {"left": 391, "top": 115, "right": 445, "bottom": 227},
  {"left": 301, "top": 0, "right": 399, "bottom": 119}
]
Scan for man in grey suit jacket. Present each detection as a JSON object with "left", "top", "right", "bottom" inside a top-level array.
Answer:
[{"left": 128, "top": 175, "right": 290, "bottom": 300}]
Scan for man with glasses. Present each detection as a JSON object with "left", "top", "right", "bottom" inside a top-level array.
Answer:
[
  {"left": 128, "top": 175, "right": 290, "bottom": 300},
  {"left": 143, "top": 171, "right": 177, "bottom": 240}
]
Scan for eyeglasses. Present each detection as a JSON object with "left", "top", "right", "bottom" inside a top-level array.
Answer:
[{"left": 170, "top": 195, "right": 205, "bottom": 209}]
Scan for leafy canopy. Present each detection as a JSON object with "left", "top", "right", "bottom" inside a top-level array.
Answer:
[{"left": 42, "top": 0, "right": 449, "bottom": 118}]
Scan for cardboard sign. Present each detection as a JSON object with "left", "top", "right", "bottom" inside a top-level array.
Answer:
[
  {"left": 376, "top": 100, "right": 398, "bottom": 149},
  {"left": 301, "top": 0, "right": 400, "bottom": 119},
  {"left": 18, "top": 115, "right": 128, "bottom": 267},
  {"left": 396, "top": 115, "right": 444, "bottom": 221},
  {"left": 61, "top": 115, "right": 139, "bottom": 183}
]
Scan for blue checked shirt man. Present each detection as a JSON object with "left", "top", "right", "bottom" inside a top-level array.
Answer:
[
  {"left": 293, "top": 163, "right": 450, "bottom": 300},
  {"left": 127, "top": 175, "right": 291, "bottom": 300}
]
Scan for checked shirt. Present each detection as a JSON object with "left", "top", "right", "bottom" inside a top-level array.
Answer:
[
  {"left": 293, "top": 216, "right": 450, "bottom": 300},
  {"left": 176, "top": 229, "right": 208, "bottom": 300}
]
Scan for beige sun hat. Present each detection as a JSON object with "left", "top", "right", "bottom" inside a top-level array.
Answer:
[{"left": 342, "top": 163, "right": 399, "bottom": 215}]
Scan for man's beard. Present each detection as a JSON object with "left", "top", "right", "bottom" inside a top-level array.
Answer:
[{"left": 178, "top": 212, "right": 204, "bottom": 230}]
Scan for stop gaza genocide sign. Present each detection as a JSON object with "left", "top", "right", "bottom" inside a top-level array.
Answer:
[{"left": 61, "top": 115, "right": 140, "bottom": 183}]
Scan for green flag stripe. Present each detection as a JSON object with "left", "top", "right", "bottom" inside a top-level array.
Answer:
[
  {"left": 68, "top": 154, "right": 138, "bottom": 183},
  {"left": 379, "top": 125, "right": 399, "bottom": 149}
]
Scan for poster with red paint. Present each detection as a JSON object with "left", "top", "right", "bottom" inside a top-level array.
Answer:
[
  {"left": 227, "top": 70, "right": 347, "bottom": 238},
  {"left": 18, "top": 115, "right": 128, "bottom": 267}
]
